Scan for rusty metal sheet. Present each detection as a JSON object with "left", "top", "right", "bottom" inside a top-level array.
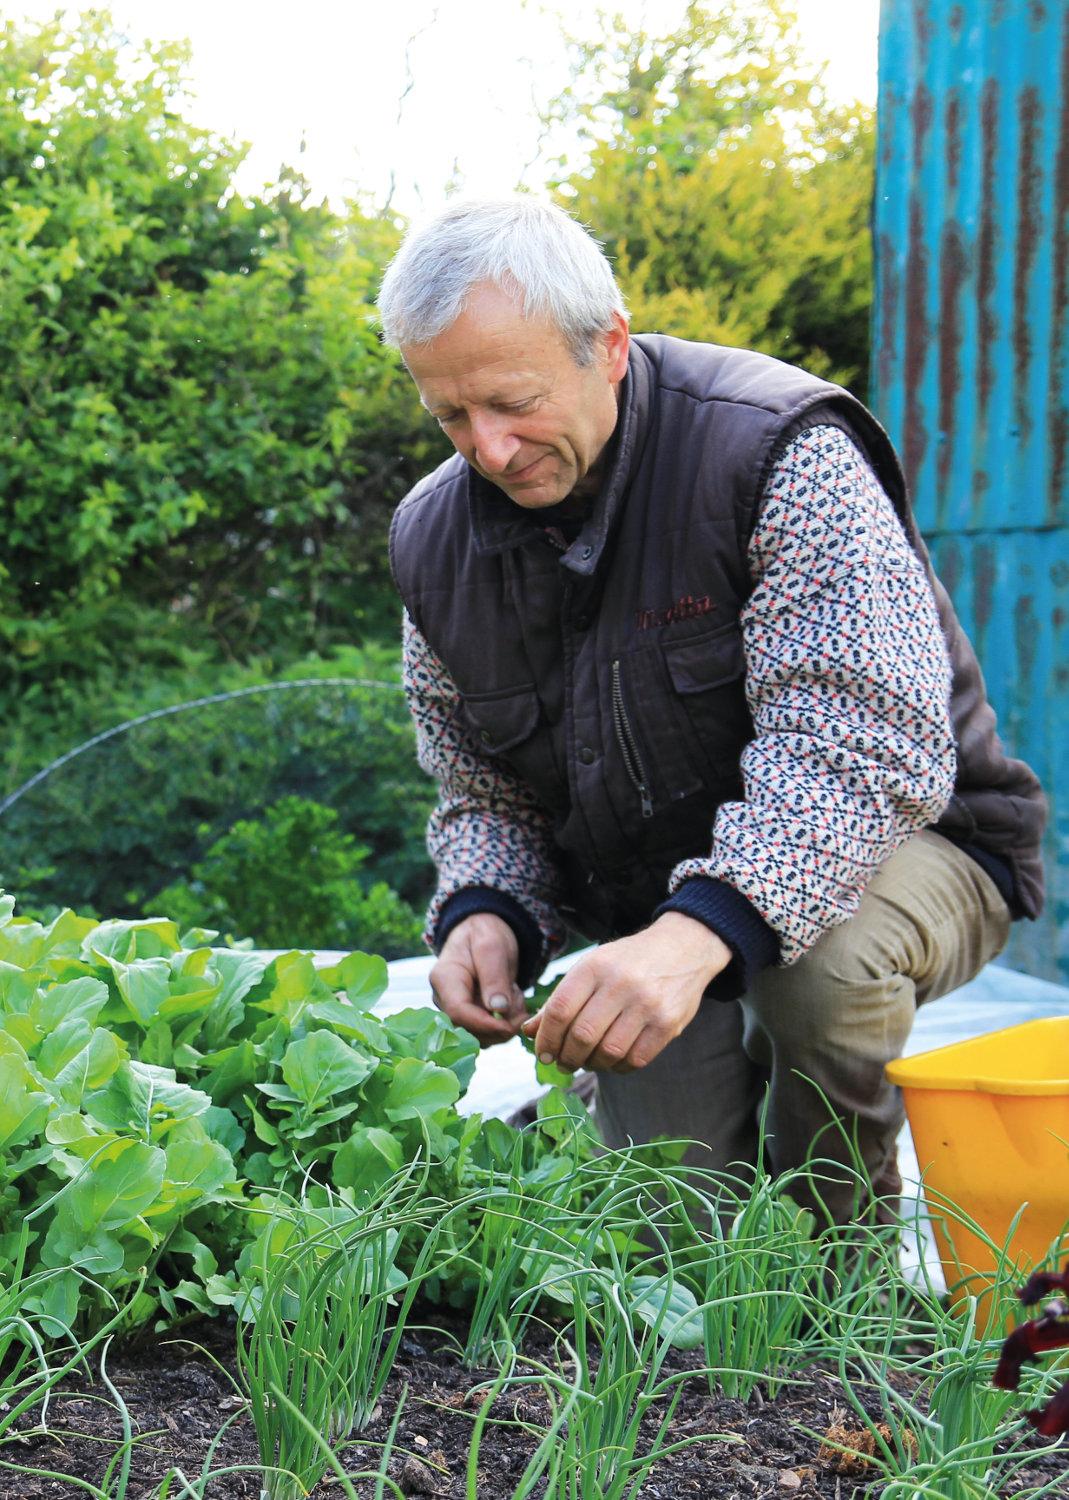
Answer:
[
  {"left": 875, "top": 0, "right": 1068, "bottom": 533},
  {"left": 875, "top": 0, "right": 1069, "bottom": 982},
  {"left": 925, "top": 530, "right": 1068, "bottom": 982}
]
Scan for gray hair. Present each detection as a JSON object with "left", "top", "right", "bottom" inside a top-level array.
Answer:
[{"left": 377, "top": 197, "right": 628, "bottom": 366}]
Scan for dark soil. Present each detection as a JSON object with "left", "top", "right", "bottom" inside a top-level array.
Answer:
[{"left": 2, "top": 1307, "right": 1065, "bottom": 1499}]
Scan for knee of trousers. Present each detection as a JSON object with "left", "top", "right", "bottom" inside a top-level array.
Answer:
[
  {"left": 739, "top": 934, "right": 916, "bottom": 1186},
  {"left": 739, "top": 919, "right": 919, "bottom": 1092}
]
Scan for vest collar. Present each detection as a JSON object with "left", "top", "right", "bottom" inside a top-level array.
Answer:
[{"left": 466, "top": 341, "right": 654, "bottom": 573}]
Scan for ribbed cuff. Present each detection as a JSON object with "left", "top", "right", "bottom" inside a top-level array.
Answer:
[
  {"left": 433, "top": 887, "right": 546, "bottom": 989},
  {"left": 654, "top": 876, "right": 781, "bottom": 1003}
]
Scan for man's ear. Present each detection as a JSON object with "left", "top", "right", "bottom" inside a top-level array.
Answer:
[{"left": 603, "top": 312, "right": 630, "bottom": 383}]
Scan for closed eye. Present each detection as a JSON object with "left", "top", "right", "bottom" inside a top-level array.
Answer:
[{"left": 431, "top": 397, "right": 538, "bottom": 426}]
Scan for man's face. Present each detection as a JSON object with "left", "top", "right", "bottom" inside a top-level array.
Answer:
[{"left": 402, "top": 281, "right": 630, "bottom": 509}]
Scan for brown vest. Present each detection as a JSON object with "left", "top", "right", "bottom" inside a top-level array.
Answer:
[{"left": 391, "top": 336, "right": 1046, "bottom": 940}]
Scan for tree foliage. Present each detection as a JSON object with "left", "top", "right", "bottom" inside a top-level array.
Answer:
[
  {"left": 550, "top": 2, "right": 875, "bottom": 392},
  {"left": 0, "top": 11, "right": 445, "bottom": 686}
]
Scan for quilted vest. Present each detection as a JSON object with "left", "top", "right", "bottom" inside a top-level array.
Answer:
[{"left": 390, "top": 335, "right": 1046, "bottom": 941}]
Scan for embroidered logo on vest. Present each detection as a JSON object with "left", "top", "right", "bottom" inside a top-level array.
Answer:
[{"left": 635, "top": 594, "right": 717, "bottom": 631}]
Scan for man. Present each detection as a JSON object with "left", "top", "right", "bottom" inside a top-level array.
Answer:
[{"left": 377, "top": 198, "right": 1045, "bottom": 1220}]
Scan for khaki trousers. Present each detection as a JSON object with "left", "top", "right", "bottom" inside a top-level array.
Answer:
[{"left": 595, "top": 831, "right": 1012, "bottom": 1222}]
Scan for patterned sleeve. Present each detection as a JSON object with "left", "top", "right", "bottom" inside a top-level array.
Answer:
[
  {"left": 402, "top": 609, "right": 568, "bottom": 961},
  {"left": 666, "top": 425, "right": 957, "bottom": 966}
]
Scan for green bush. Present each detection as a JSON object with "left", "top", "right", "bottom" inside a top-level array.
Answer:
[
  {"left": 157, "top": 797, "right": 423, "bottom": 959},
  {"left": 0, "top": 10, "right": 447, "bottom": 684},
  {"left": 0, "top": 652, "right": 436, "bottom": 946}
]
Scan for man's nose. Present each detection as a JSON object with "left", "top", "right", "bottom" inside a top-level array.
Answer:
[{"left": 470, "top": 413, "right": 521, "bottom": 474}]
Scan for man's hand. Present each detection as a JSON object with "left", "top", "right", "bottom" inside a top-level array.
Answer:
[
  {"left": 429, "top": 912, "right": 528, "bottom": 1046},
  {"left": 522, "top": 913, "right": 732, "bottom": 1073}
]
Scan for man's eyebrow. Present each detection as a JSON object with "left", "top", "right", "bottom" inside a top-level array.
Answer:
[{"left": 421, "top": 391, "right": 535, "bottom": 417}]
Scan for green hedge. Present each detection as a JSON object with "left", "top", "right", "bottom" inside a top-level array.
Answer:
[{"left": 0, "top": 10, "right": 448, "bottom": 685}]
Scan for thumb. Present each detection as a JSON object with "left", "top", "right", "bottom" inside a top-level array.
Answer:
[{"left": 472, "top": 949, "right": 519, "bottom": 1020}]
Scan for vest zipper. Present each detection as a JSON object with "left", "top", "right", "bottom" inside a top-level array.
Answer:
[{"left": 611, "top": 659, "right": 653, "bottom": 819}]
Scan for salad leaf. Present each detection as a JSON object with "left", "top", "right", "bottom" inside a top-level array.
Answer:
[
  {"left": 280, "top": 1031, "right": 377, "bottom": 1108},
  {"left": 382, "top": 1057, "right": 460, "bottom": 1122}
]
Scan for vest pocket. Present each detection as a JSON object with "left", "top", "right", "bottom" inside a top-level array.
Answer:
[
  {"left": 459, "top": 684, "right": 565, "bottom": 806},
  {"left": 661, "top": 621, "right": 752, "bottom": 780},
  {"left": 460, "top": 683, "right": 541, "bottom": 754}
]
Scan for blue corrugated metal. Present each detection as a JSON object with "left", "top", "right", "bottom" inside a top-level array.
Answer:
[
  {"left": 874, "top": 0, "right": 1069, "bottom": 982},
  {"left": 926, "top": 530, "right": 1069, "bottom": 980}
]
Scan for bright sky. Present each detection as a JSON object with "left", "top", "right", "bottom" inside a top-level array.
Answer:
[{"left": 11, "top": 1, "right": 880, "bottom": 214}]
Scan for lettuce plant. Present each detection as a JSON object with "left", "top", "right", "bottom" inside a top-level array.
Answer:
[
  {"left": 0, "top": 892, "right": 482, "bottom": 1331},
  {"left": 0, "top": 886, "right": 700, "bottom": 1344}
]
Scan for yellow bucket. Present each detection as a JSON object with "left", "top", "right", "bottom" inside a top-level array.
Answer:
[{"left": 886, "top": 1017, "right": 1069, "bottom": 1322}]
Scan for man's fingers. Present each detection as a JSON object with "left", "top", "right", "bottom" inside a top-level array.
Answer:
[
  {"left": 463, "top": 927, "right": 518, "bottom": 1017},
  {"left": 526, "top": 972, "right": 590, "bottom": 1062},
  {"left": 474, "top": 958, "right": 513, "bottom": 1015},
  {"left": 430, "top": 914, "right": 523, "bottom": 1045},
  {"left": 589, "top": 1012, "right": 645, "bottom": 1074},
  {"left": 531, "top": 969, "right": 620, "bottom": 1070},
  {"left": 524, "top": 972, "right": 671, "bottom": 1073},
  {"left": 552, "top": 994, "right": 632, "bottom": 1071},
  {"left": 430, "top": 959, "right": 518, "bottom": 1046},
  {"left": 506, "top": 981, "right": 527, "bottom": 1027},
  {"left": 434, "top": 993, "right": 517, "bottom": 1045}
]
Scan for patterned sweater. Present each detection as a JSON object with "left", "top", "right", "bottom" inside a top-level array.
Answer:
[{"left": 402, "top": 426, "right": 957, "bottom": 988}]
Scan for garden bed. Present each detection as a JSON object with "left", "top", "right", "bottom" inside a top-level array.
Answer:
[
  {"left": 1, "top": 907, "right": 1066, "bottom": 1500},
  {"left": 5, "top": 1305, "right": 1066, "bottom": 1499}
]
